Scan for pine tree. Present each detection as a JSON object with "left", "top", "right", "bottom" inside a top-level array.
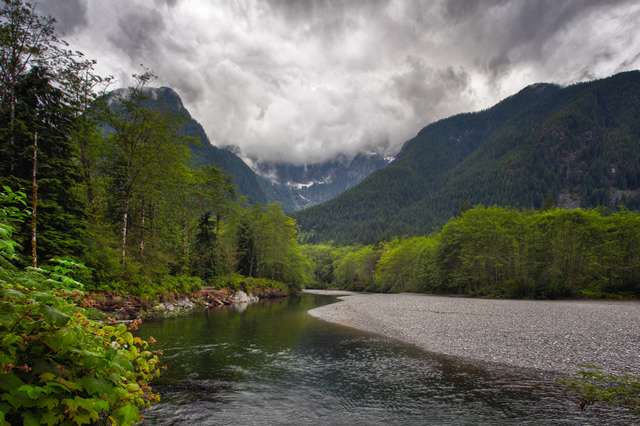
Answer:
[{"left": 541, "top": 190, "right": 555, "bottom": 211}]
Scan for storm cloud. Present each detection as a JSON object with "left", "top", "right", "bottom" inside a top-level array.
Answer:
[{"left": 41, "top": 0, "right": 640, "bottom": 165}]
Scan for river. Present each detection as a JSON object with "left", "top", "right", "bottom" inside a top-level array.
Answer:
[{"left": 135, "top": 292, "right": 635, "bottom": 425}]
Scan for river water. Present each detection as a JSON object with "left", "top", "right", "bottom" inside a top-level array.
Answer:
[{"left": 136, "top": 293, "right": 635, "bottom": 425}]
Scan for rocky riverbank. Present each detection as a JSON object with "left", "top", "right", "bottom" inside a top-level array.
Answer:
[
  {"left": 307, "top": 292, "right": 640, "bottom": 377},
  {"left": 89, "top": 287, "right": 288, "bottom": 320}
]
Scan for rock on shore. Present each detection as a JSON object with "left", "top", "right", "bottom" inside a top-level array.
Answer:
[{"left": 307, "top": 292, "right": 640, "bottom": 377}]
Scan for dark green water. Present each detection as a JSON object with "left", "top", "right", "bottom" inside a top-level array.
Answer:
[{"left": 135, "top": 293, "right": 634, "bottom": 425}]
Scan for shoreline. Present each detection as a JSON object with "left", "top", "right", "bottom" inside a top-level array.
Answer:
[{"left": 307, "top": 292, "right": 640, "bottom": 377}]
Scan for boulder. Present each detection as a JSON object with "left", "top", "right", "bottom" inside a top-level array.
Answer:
[{"left": 231, "top": 291, "right": 259, "bottom": 303}]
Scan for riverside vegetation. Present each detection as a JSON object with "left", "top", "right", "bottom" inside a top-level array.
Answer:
[{"left": 303, "top": 204, "right": 640, "bottom": 300}]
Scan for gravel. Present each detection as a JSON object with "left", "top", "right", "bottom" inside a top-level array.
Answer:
[{"left": 307, "top": 291, "right": 640, "bottom": 377}]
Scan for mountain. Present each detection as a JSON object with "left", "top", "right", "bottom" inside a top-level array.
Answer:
[
  {"left": 107, "top": 87, "right": 389, "bottom": 209},
  {"left": 109, "top": 87, "right": 267, "bottom": 204},
  {"left": 292, "top": 71, "right": 640, "bottom": 244},
  {"left": 251, "top": 153, "right": 392, "bottom": 212}
]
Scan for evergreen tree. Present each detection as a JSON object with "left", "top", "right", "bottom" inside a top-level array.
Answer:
[
  {"left": 0, "top": 66, "right": 86, "bottom": 262},
  {"left": 541, "top": 189, "right": 555, "bottom": 211},
  {"left": 190, "top": 212, "right": 218, "bottom": 282}
]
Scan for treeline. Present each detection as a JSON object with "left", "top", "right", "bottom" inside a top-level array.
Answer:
[
  {"left": 0, "top": 1, "right": 309, "bottom": 296},
  {"left": 304, "top": 206, "right": 640, "bottom": 299}
]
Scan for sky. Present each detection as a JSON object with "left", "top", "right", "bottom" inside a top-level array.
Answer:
[{"left": 38, "top": 0, "right": 640, "bottom": 166}]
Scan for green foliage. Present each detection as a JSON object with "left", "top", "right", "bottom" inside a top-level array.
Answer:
[
  {"left": 559, "top": 367, "right": 640, "bottom": 415},
  {"left": 235, "top": 203, "right": 311, "bottom": 292},
  {"left": 0, "top": 186, "right": 162, "bottom": 425},
  {"left": 305, "top": 206, "right": 640, "bottom": 299},
  {"left": 0, "top": 67, "right": 88, "bottom": 261},
  {"left": 541, "top": 190, "right": 555, "bottom": 211}
]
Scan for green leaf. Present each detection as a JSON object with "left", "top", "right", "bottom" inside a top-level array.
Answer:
[
  {"left": 83, "top": 354, "right": 108, "bottom": 371},
  {"left": 79, "top": 376, "right": 112, "bottom": 397},
  {"left": 21, "top": 410, "right": 40, "bottom": 426},
  {"left": 17, "top": 384, "right": 45, "bottom": 399},
  {"left": 2, "top": 390, "right": 34, "bottom": 409},
  {"left": 45, "top": 326, "right": 78, "bottom": 352},
  {"left": 0, "top": 333, "right": 22, "bottom": 348},
  {"left": 0, "top": 372, "right": 24, "bottom": 392},
  {"left": 115, "top": 403, "right": 140, "bottom": 425},
  {"left": 39, "top": 410, "right": 64, "bottom": 426},
  {"left": 38, "top": 372, "right": 56, "bottom": 383},
  {"left": 0, "top": 351, "right": 16, "bottom": 367},
  {"left": 0, "top": 289, "right": 26, "bottom": 300},
  {"left": 37, "top": 305, "right": 71, "bottom": 327},
  {"left": 36, "top": 394, "right": 59, "bottom": 411},
  {"left": 112, "top": 356, "right": 134, "bottom": 373},
  {"left": 30, "top": 291, "right": 56, "bottom": 303},
  {"left": 43, "top": 382, "right": 70, "bottom": 394}
]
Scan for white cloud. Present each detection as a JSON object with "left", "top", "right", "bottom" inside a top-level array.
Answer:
[{"left": 41, "top": 0, "right": 640, "bottom": 165}]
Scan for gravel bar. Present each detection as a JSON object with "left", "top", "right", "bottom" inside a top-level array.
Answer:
[{"left": 307, "top": 292, "right": 640, "bottom": 377}]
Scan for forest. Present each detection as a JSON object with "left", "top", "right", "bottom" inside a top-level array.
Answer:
[
  {"left": 304, "top": 205, "right": 640, "bottom": 299},
  {"left": 0, "top": 9, "right": 310, "bottom": 298}
]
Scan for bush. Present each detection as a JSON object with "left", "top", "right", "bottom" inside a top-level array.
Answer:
[
  {"left": 559, "top": 367, "right": 640, "bottom": 416},
  {"left": 0, "top": 186, "right": 163, "bottom": 425}
]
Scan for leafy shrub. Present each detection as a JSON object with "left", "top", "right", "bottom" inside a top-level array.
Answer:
[
  {"left": 0, "top": 187, "right": 163, "bottom": 425},
  {"left": 559, "top": 366, "right": 640, "bottom": 416},
  {"left": 160, "top": 275, "right": 202, "bottom": 295}
]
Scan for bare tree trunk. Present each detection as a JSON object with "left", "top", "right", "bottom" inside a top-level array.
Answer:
[
  {"left": 31, "top": 132, "right": 37, "bottom": 268},
  {"left": 121, "top": 199, "right": 129, "bottom": 267},
  {"left": 121, "top": 186, "right": 131, "bottom": 267},
  {"left": 139, "top": 196, "right": 145, "bottom": 258}
]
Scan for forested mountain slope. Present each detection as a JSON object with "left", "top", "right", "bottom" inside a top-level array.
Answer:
[
  {"left": 293, "top": 71, "right": 640, "bottom": 244},
  {"left": 130, "top": 87, "right": 267, "bottom": 204}
]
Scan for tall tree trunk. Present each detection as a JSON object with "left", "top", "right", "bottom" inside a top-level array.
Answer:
[
  {"left": 181, "top": 201, "right": 187, "bottom": 269},
  {"left": 31, "top": 132, "right": 37, "bottom": 268},
  {"left": 121, "top": 196, "right": 129, "bottom": 267},
  {"left": 139, "top": 196, "right": 145, "bottom": 258},
  {"left": 9, "top": 87, "right": 16, "bottom": 173},
  {"left": 121, "top": 183, "right": 131, "bottom": 267}
]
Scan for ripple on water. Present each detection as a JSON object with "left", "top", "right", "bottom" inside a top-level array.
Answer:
[{"left": 139, "top": 295, "right": 638, "bottom": 425}]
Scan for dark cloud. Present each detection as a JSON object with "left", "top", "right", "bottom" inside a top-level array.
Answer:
[
  {"left": 441, "top": 0, "right": 507, "bottom": 23},
  {"left": 154, "top": 0, "right": 180, "bottom": 7},
  {"left": 43, "top": 0, "right": 640, "bottom": 165},
  {"left": 108, "top": 7, "right": 166, "bottom": 62},
  {"left": 37, "top": 0, "right": 89, "bottom": 35},
  {"left": 392, "top": 57, "right": 470, "bottom": 118}
]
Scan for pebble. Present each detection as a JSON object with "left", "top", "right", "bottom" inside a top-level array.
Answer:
[{"left": 307, "top": 292, "right": 640, "bottom": 377}]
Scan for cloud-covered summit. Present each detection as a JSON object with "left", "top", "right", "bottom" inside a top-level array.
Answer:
[{"left": 39, "top": 0, "right": 640, "bottom": 165}]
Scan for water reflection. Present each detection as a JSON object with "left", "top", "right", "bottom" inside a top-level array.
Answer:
[{"left": 135, "top": 293, "right": 634, "bottom": 425}]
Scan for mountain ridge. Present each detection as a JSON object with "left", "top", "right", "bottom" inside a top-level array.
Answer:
[{"left": 292, "top": 71, "right": 640, "bottom": 244}]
